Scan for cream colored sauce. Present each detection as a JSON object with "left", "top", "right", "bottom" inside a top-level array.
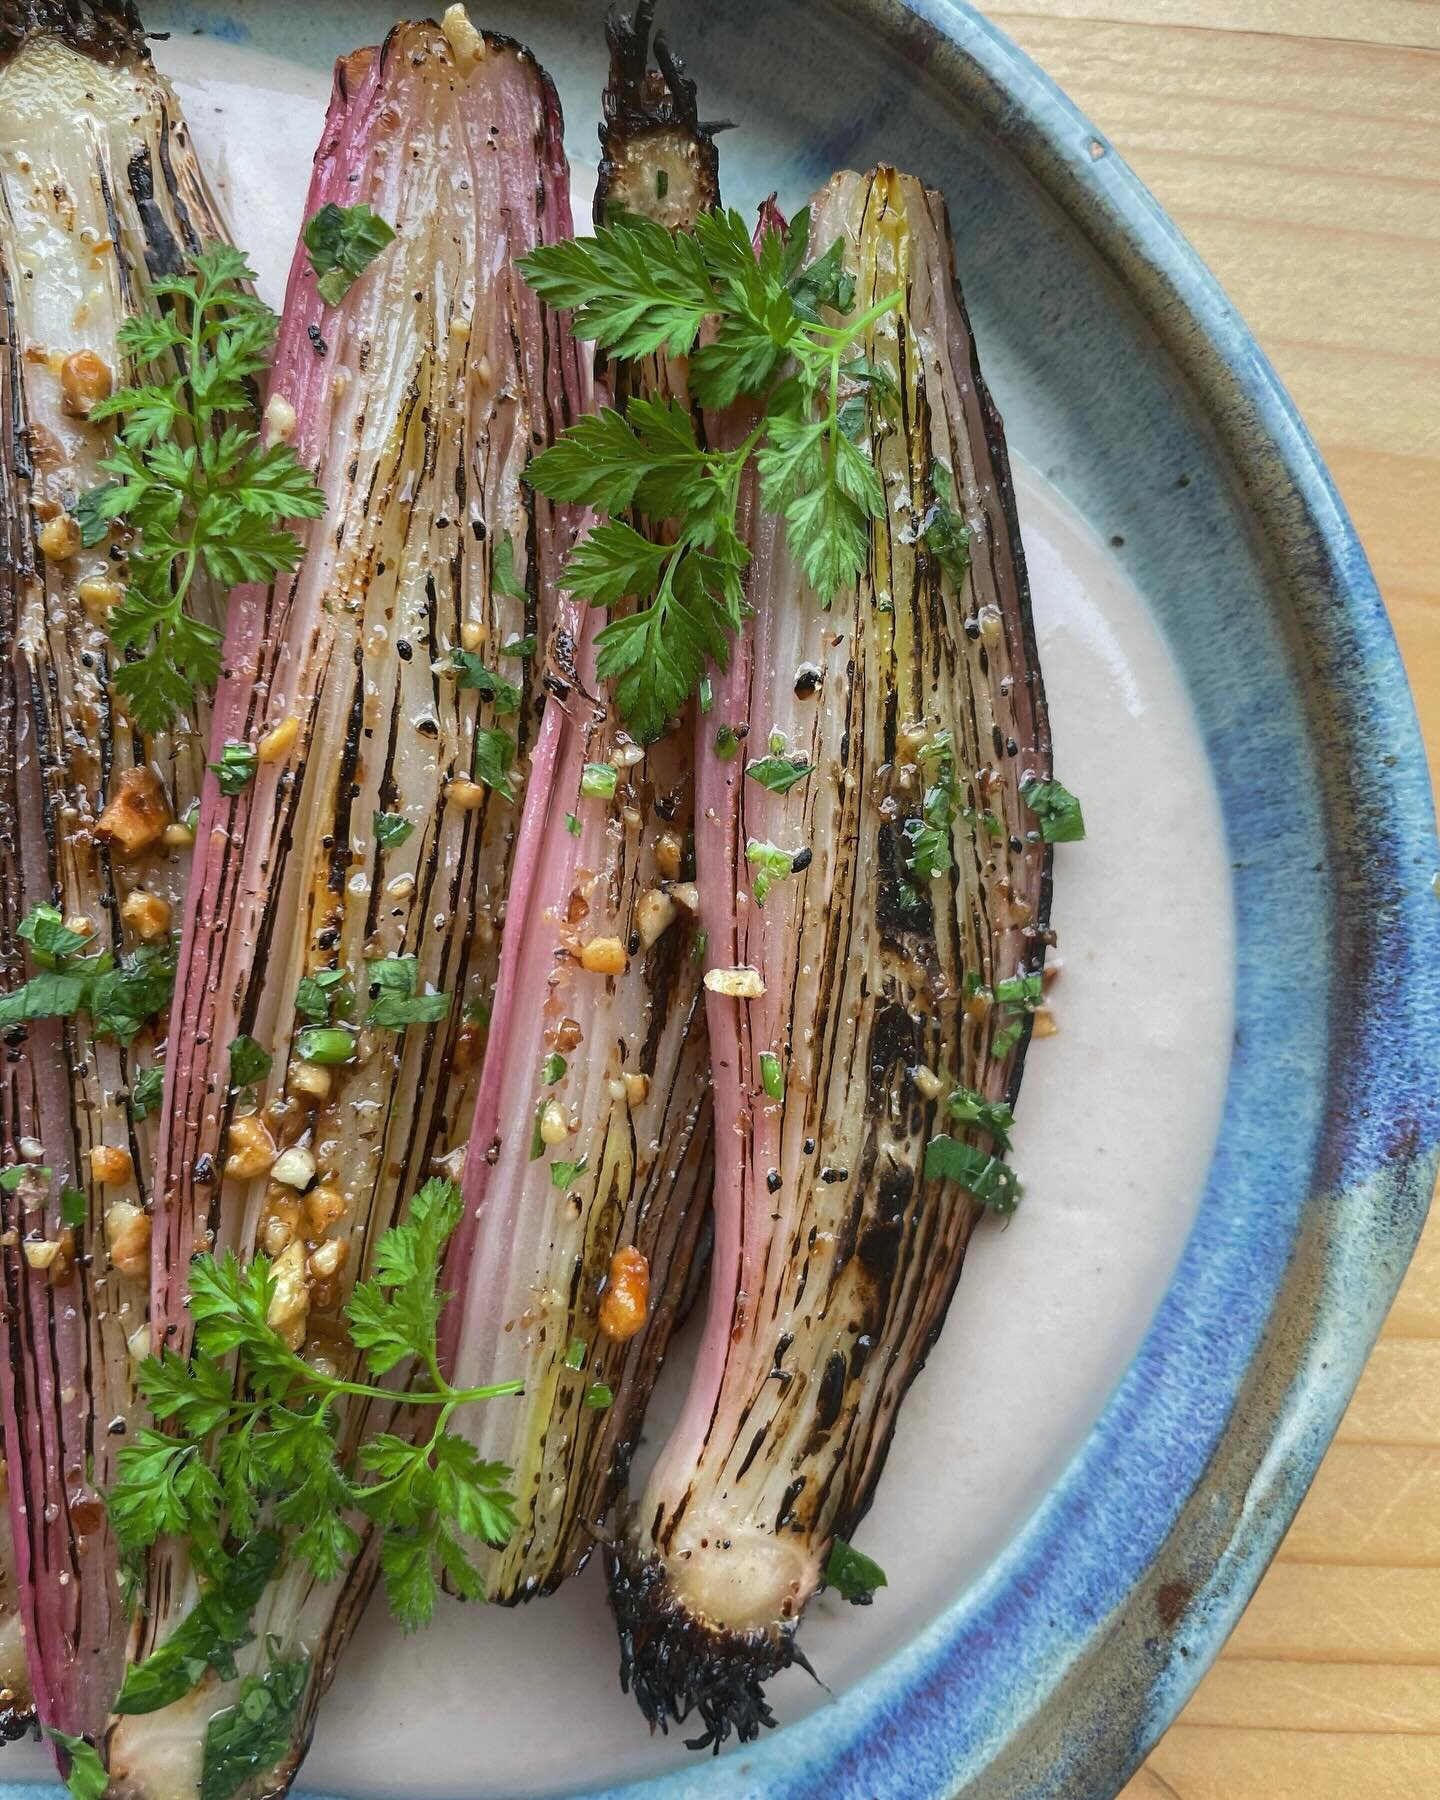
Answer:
[{"left": 7, "top": 37, "right": 1233, "bottom": 1797}]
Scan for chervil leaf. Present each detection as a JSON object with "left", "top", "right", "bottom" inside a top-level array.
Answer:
[
  {"left": 90, "top": 243, "right": 324, "bottom": 730},
  {"left": 561, "top": 521, "right": 671, "bottom": 607},
  {"left": 517, "top": 215, "right": 715, "bottom": 357}
]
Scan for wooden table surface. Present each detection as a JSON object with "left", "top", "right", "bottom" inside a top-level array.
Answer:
[{"left": 984, "top": 3, "right": 1440, "bottom": 1795}]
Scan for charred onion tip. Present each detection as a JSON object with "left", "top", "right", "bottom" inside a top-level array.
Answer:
[{"left": 605, "top": 1540, "right": 802, "bottom": 1753}]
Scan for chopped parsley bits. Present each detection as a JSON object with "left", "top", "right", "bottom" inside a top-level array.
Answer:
[
  {"left": 714, "top": 724, "right": 741, "bottom": 761},
  {"left": 583, "top": 1383, "right": 614, "bottom": 1410},
  {"left": 303, "top": 201, "right": 396, "bottom": 305},
  {"left": 490, "top": 532, "right": 529, "bottom": 603},
  {"left": 209, "top": 742, "right": 258, "bottom": 796},
  {"left": 363, "top": 958, "right": 450, "bottom": 1029},
  {"left": 227, "top": 1035, "right": 272, "bottom": 1088},
  {"left": 473, "top": 727, "right": 517, "bottom": 801},
  {"left": 541, "top": 1053, "right": 567, "bottom": 1085},
  {"left": 564, "top": 1337, "right": 587, "bottom": 1371},
  {"left": 130, "top": 1065, "right": 165, "bottom": 1119},
  {"left": 1021, "top": 778, "right": 1086, "bottom": 844},
  {"left": 747, "top": 840, "right": 802, "bottom": 906},
  {"left": 451, "top": 648, "right": 522, "bottom": 715},
  {"left": 60, "top": 1186, "right": 87, "bottom": 1230},
  {"left": 746, "top": 753, "right": 813, "bottom": 795},
  {"left": 564, "top": 812, "right": 581, "bottom": 837},
  {"left": 944, "top": 1084, "right": 1015, "bottom": 1151},
  {"left": 373, "top": 810, "right": 414, "bottom": 850},
  {"left": 759, "top": 1051, "right": 784, "bottom": 1100},
  {"left": 923, "top": 1137, "right": 1020, "bottom": 1213},
  {"left": 922, "top": 463, "right": 972, "bottom": 589},
  {"left": 295, "top": 966, "right": 351, "bottom": 1024},
  {"left": 824, "top": 1537, "right": 888, "bottom": 1605},
  {"left": 550, "top": 1155, "right": 588, "bottom": 1191}
]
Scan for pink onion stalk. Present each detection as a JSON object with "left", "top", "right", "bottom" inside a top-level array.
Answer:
[
  {"left": 611, "top": 167, "right": 1057, "bottom": 1749},
  {"left": 437, "top": 3, "right": 723, "bottom": 1604},
  {"left": 111, "top": 17, "right": 589, "bottom": 1797},
  {"left": 0, "top": 1, "right": 234, "bottom": 1751}
]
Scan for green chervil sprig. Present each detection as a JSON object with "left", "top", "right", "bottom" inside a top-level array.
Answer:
[
  {"left": 520, "top": 207, "right": 903, "bottom": 742},
  {"left": 106, "top": 1177, "right": 522, "bottom": 1697},
  {"left": 82, "top": 244, "right": 325, "bottom": 733}
]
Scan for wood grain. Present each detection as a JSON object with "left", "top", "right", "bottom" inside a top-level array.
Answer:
[{"left": 983, "top": 4, "right": 1440, "bottom": 1793}]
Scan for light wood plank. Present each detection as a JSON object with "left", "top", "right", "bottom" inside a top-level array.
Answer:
[
  {"left": 984, "top": 7, "right": 1440, "bottom": 1794},
  {"left": 994, "top": 2, "right": 1440, "bottom": 50},
  {"left": 1278, "top": 1444, "right": 1440, "bottom": 1566},
  {"left": 1141, "top": 1726, "right": 1440, "bottom": 1799}
]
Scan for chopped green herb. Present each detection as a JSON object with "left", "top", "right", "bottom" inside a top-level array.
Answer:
[
  {"left": 746, "top": 753, "right": 813, "bottom": 795},
  {"left": 209, "top": 742, "right": 258, "bottom": 797},
  {"left": 580, "top": 762, "right": 618, "bottom": 799},
  {"left": 924, "top": 1136, "right": 1020, "bottom": 1213},
  {"left": 60, "top": 1186, "right": 87, "bottom": 1230},
  {"left": 564, "top": 812, "right": 581, "bottom": 837},
  {"left": 698, "top": 675, "right": 714, "bottom": 714},
  {"left": 183, "top": 799, "right": 201, "bottom": 834},
  {"left": 746, "top": 840, "right": 799, "bottom": 906},
  {"left": 18, "top": 903, "right": 90, "bottom": 967},
  {"left": 944, "top": 1084, "right": 1015, "bottom": 1151},
  {"left": 501, "top": 635, "right": 538, "bottom": 660},
  {"left": 451, "top": 649, "right": 522, "bottom": 715},
  {"left": 824, "top": 1536, "right": 888, "bottom": 1605},
  {"left": 364, "top": 958, "right": 450, "bottom": 1030},
  {"left": 0, "top": 925, "right": 177, "bottom": 1045},
  {"left": 1021, "top": 778, "right": 1086, "bottom": 844},
  {"left": 303, "top": 202, "right": 396, "bottom": 305},
  {"left": 0, "top": 1165, "right": 44, "bottom": 1193},
  {"left": 922, "top": 464, "right": 972, "bottom": 589},
  {"left": 529, "top": 1102, "right": 547, "bottom": 1162},
  {"left": 374, "top": 810, "right": 414, "bottom": 850},
  {"left": 73, "top": 485, "right": 114, "bottom": 549},
  {"left": 228, "top": 1035, "right": 272, "bottom": 1088},
  {"left": 199, "top": 1643, "right": 309, "bottom": 1800},
  {"left": 715, "top": 724, "right": 740, "bottom": 761},
  {"left": 114, "top": 1532, "right": 285, "bottom": 1716},
  {"left": 473, "top": 727, "right": 517, "bottom": 801},
  {"left": 692, "top": 927, "right": 709, "bottom": 964},
  {"left": 130, "top": 1064, "right": 165, "bottom": 1119},
  {"left": 541, "top": 1053, "right": 567, "bottom": 1085},
  {"left": 46, "top": 1730, "right": 108, "bottom": 1800},
  {"left": 564, "top": 1337, "right": 587, "bottom": 1372},
  {"left": 294, "top": 966, "right": 351, "bottom": 1024},
  {"left": 491, "top": 532, "right": 529, "bottom": 603},
  {"left": 903, "top": 732, "right": 958, "bottom": 882},
  {"left": 550, "top": 1155, "right": 588, "bottom": 1191},
  {"left": 759, "top": 1051, "right": 784, "bottom": 1100},
  {"left": 295, "top": 1026, "right": 357, "bottom": 1066},
  {"left": 584, "top": 1383, "right": 614, "bottom": 1410}
]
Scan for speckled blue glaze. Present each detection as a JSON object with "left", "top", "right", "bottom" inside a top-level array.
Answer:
[{"left": 13, "top": 2, "right": 1437, "bottom": 1796}]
